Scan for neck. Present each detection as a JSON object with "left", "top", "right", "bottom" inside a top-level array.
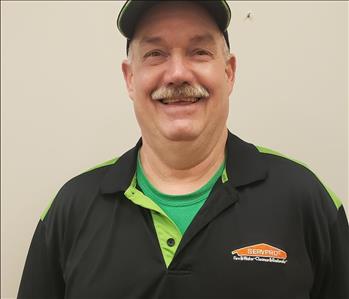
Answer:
[{"left": 139, "top": 128, "right": 228, "bottom": 195}]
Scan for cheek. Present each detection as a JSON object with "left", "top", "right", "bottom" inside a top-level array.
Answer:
[
  {"left": 193, "top": 62, "right": 228, "bottom": 95},
  {"left": 131, "top": 69, "right": 160, "bottom": 127},
  {"left": 133, "top": 99, "right": 155, "bottom": 133},
  {"left": 133, "top": 67, "right": 162, "bottom": 97}
]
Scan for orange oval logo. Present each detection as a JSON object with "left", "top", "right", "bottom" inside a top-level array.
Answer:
[{"left": 231, "top": 243, "right": 287, "bottom": 260}]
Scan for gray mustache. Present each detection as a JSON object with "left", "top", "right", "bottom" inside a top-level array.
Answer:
[{"left": 151, "top": 84, "right": 209, "bottom": 100}]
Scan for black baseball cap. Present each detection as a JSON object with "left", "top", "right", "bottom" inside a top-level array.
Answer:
[{"left": 117, "top": 1, "right": 231, "bottom": 54}]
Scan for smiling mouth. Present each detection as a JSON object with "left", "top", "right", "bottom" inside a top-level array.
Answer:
[{"left": 159, "top": 97, "right": 203, "bottom": 105}]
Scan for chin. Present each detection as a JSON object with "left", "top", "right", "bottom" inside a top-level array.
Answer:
[{"left": 162, "top": 126, "right": 200, "bottom": 142}]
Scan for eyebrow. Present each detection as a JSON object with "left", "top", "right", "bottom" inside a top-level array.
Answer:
[
  {"left": 189, "top": 33, "right": 216, "bottom": 44},
  {"left": 139, "top": 36, "right": 164, "bottom": 46},
  {"left": 139, "top": 33, "right": 217, "bottom": 47}
]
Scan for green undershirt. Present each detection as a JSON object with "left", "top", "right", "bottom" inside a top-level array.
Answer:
[{"left": 136, "top": 153, "right": 225, "bottom": 235}]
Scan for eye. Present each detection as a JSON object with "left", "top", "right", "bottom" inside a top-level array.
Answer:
[
  {"left": 144, "top": 50, "right": 164, "bottom": 58},
  {"left": 193, "top": 49, "right": 211, "bottom": 56}
]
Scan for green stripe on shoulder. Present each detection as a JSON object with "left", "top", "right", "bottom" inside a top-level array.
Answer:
[
  {"left": 40, "top": 195, "right": 55, "bottom": 221},
  {"left": 86, "top": 157, "right": 119, "bottom": 173},
  {"left": 322, "top": 185, "right": 343, "bottom": 210},
  {"left": 256, "top": 146, "right": 307, "bottom": 168},
  {"left": 40, "top": 157, "right": 119, "bottom": 221},
  {"left": 256, "top": 146, "right": 342, "bottom": 210}
]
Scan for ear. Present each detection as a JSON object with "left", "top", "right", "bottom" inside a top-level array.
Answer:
[
  {"left": 122, "top": 59, "right": 134, "bottom": 100},
  {"left": 225, "top": 54, "right": 236, "bottom": 94}
]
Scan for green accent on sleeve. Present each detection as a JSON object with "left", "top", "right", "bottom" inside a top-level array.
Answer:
[
  {"left": 256, "top": 146, "right": 306, "bottom": 167},
  {"left": 124, "top": 175, "right": 182, "bottom": 268},
  {"left": 256, "top": 146, "right": 343, "bottom": 210},
  {"left": 41, "top": 157, "right": 119, "bottom": 221},
  {"left": 86, "top": 157, "right": 119, "bottom": 172},
  {"left": 40, "top": 195, "right": 55, "bottom": 221},
  {"left": 323, "top": 184, "right": 343, "bottom": 210}
]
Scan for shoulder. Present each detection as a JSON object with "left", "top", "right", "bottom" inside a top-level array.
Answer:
[
  {"left": 40, "top": 157, "right": 119, "bottom": 223},
  {"left": 255, "top": 145, "right": 343, "bottom": 223},
  {"left": 257, "top": 145, "right": 316, "bottom": 179}
]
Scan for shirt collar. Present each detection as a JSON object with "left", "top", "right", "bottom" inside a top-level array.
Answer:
[
  {"left": 224, "top": 131, "right": 268, "bottom": 187},
  {"left": 100, "top": 130, "right": 268, "bottom": 194}
]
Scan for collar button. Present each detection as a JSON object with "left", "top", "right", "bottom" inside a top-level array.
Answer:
[{"left": 167, "top": 238, "right": 175, "bottom": 247}]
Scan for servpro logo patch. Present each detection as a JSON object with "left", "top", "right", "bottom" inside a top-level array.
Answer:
[{"left": 231, "top": 243, "right": 288, "bottom": 264}]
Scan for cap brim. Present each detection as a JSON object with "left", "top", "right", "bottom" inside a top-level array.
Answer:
[
  {"left": 117, "top": 0, "right": 231, "bottom": 40},
  {"left": 117, "top": 1, "right": 158, "bottom": 39}
]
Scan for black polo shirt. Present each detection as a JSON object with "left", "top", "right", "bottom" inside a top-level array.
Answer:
[{"left": 18, "top": 131, "right": 349, "bottom": 299}]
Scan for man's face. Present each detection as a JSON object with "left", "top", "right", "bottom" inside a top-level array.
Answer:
[{"left": 122, "top": 1, "right": 236, "bottom": 142}]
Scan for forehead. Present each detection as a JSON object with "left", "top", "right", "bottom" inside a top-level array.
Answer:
[{"left": 132, "top": 1, "right": 221, "bottom": 44}]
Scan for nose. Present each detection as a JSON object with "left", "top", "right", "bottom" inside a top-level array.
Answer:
[{"left": 162, "top": 54, "right": 195, "bottom": 86}]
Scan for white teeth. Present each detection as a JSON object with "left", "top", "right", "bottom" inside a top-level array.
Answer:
[{"left": 161, "top": 97, "right": 200, "bottom": 104}]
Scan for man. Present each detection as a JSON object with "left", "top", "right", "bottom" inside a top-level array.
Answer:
[{"left": 18, "top": 1, "right": 349, "bottom": 298}]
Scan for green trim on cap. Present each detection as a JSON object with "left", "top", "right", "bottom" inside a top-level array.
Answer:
[{"left": 256, "top": 146, "right": 343, "bottom": 210}]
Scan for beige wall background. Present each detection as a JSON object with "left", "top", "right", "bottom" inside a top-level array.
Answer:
[{"left": 1, "top": 1, "right": 348, "bottom": 298}]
